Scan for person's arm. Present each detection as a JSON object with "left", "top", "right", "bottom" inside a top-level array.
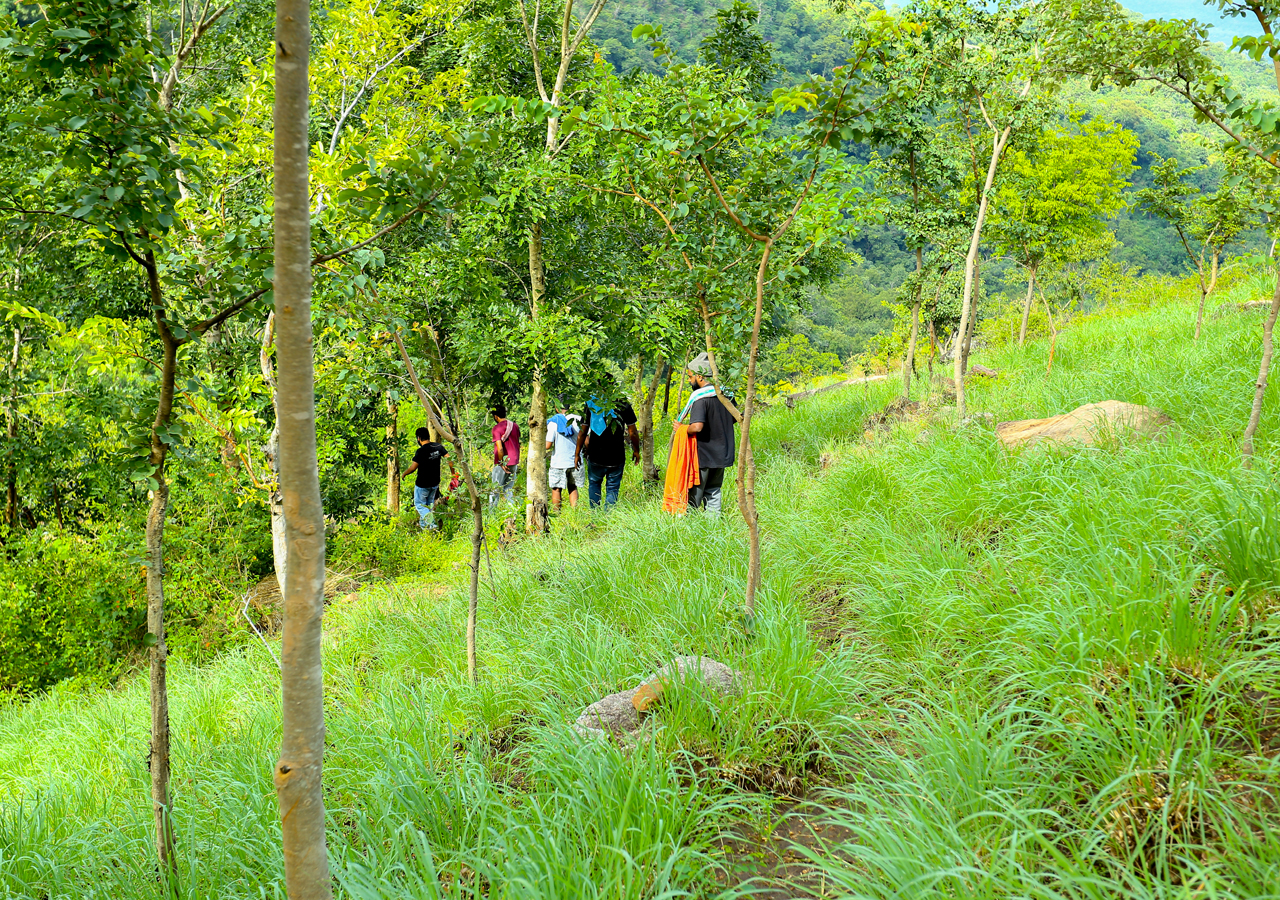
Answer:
[
  {"left": 627, "top": 423, "right": 640, "bottom": 463},
  {"left": 574, "top": 427, "right": 588, "bottom": 468},
  {"left": 403, "top": 461, "right": 418, "bottom": 477}
]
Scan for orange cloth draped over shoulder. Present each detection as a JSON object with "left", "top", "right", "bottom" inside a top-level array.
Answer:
[{"left": 662, "top": 423, "right": 700, "bottom": 515}]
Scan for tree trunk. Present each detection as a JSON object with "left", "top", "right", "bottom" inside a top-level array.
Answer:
[
  {"left": 1242, "top": 272, "right": 1280, "bottom": 467},
  {"left": 955, "top": 126, "right": 1011, "bottom": 420},
  {"left": 961, "top": 254, "right": 981, "bottom": 376},
  {"left": 525, "top": 224, "right": 550, "bottom": 535},
  {"left": 394, "top": 331, "right": 483, "bottom": 681},
  {"left": 6, "top": 326, "right": 19, "bottom": 528},
  {"left": 639, "top": 360, "right": 664, "bottom": 481},
  {"left": 902, "top": 248, "right": 924, "bottom": 400},
  {"left": 662, "top": 362, "right": 672, "bottom": 418},
  {"left": 1018, "top": 261, "right": 1039, "bottom": 347},
  {"left": 272, "top": 0, "right": 333, "bottom": 894},
  {"left": 736, "top": 242, "right": 772, "bottom": 618},
  {"left": 260, "top": 315, "right": 287, "bottom": 589},
  {"left": 141, "top": 255, "right": 179, "bottom": 886},
  {"left": 386, "top": 391, "right": 400, "bottom": 514}
]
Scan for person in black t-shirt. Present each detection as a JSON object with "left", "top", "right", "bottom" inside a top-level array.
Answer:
[
  {"left": 574, "top": 395, "right": 639, "bottom": 507},
  {"left": 684, "top": 353, "right": 736, "bottom": 516},
  {"left": 402, "top": 426, "right": 448, "bottom": 531}
]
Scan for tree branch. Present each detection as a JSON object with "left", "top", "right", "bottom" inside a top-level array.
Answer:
[{"left": 159, "top": 4, "right": 231, "bottom": 111}]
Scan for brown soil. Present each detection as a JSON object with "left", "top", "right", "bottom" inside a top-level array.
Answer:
[{"left": 714, "top": 796, "right": 856, "bottom": 898}]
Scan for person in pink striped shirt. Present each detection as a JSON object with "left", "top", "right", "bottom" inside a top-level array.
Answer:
[{"left": 489, "top": 404, "right": 521, "bottom": 510}]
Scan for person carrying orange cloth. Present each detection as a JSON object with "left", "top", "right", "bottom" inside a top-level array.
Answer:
[
  {"left": 680, "top": 353, "right": 735, "bottom": 516},
  {"left": 662, "top": 423, "right": 700, "bottom": 515}
]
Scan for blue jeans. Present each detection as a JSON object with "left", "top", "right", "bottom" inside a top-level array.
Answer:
[
  {"left": 414, "top": 485, "right": 439, "bottom": 530},
  {"left": 587, "top": 462, "right": 624, "bottom": 507}
]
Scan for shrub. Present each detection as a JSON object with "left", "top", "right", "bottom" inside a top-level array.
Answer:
[{"left": 0, "top": 527, "right": 145, "bottom": 695}]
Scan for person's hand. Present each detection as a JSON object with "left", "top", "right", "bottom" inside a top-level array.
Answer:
[{"left": 632, "top": 450, "right": 640, "bottom": 464}]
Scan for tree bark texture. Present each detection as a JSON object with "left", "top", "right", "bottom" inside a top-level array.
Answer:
[
  {"left": 272, "top": 0, "right": 333, "bottom": 895},
  {"left": 386, "top": 391, "right": 400, "bottom": 514},
  {"left": 1243, "top": 272, "right": 1280, "bottom": 467},
  {"left": 525, "top": 223, "right": 550, "bottom": 535},
  {"left": 954, "top": 125, "right": 1011, "bottom": 420},
  {"left": 1018, "top": 261, "right": 1039, "bottom": 347}
]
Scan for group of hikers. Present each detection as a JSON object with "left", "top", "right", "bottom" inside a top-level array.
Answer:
[{"left": 400, "top": 354, "right": 737, "bottom": 531}]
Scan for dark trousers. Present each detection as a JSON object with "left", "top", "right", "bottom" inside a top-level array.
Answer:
[
  {"left": 587, "top": 462, "right": 624, "bottom": 507},
  {"left": 688, "top": 467, "right": 726, "bottom": 515}
]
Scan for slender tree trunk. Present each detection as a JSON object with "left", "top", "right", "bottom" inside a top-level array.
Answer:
[
  {"left": 260, "top": 315, "right": 287, "bottom": 589},
  {"left": 955, "top": 126, "right": 1011, "bottom": 420},
  {"left": 673, "top": 346, "right": 692, "bottom": 419},
  {"left": 1195, "top": 261, "right": 1209, "bottom": 342},
  {"left": 902, "top": 248, "right": 924, "bottom": 400},
  {"left": 662, "top": 362, "right": 672, "bottom": 418},
  {"left": 737, "top": 242, "right": 772, "bottom": 618},
  {"left": 961, "top": 254, "right": 981, "bottom": 376},
  {"left": 1018, "top": 261, "right": 1039, "bottom": 346},
  {"left": 525, "top": 224, "right": 550, "bottom": 535},
  {"left": 140, "top": 255, "right": 180, "bottom": 886},
  {"left": 6, "top": 326, "right": 19, "bottom": 528},
  {"left": 273, "top": 0, "right": 333, "bottom": 894},
  {"left": 394, "top": 331, "right": 483, "bottom": 680},
  {"left": 1242, "top": 272, "right": 1280, "bottom": 467},
  {"left": 386, "top": 391, "right": 400, "bottom": 514},
  {"left": 639, "top": 360, "right": 664, "bottom": 481}
]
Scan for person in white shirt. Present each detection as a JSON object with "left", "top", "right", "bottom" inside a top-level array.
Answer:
[{"left": 545, "top": 401, "right": 583, "bottom": 510}]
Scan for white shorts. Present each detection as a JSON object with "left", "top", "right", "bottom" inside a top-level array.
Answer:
[{"left": 549, "top": 466, "right": 581, "bottom": 491}]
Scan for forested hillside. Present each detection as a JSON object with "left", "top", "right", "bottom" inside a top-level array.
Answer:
[
  {"left": 587, "top": 0, "right": 1280, "bottom": 356},
  {"left": 2, "top": 0, "right": 1280, "bottom": 895}
]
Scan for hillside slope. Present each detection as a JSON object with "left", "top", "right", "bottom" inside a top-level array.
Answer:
[{"left": 1, "top": 275, "right": 1278, "bottom": 897}]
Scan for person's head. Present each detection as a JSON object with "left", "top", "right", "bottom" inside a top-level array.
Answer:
[
  {"left": 415, "top": 426, "right": 431, "bottom": 444},
  {"left": 491, "top": 403, "right": 506, "bottom": 422},
  {"left": 687, "top": 352, "right": 713, "bottom": 389}
]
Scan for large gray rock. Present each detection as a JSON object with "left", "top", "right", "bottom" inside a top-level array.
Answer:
[
  {"left": 572, "top": 656, "right": 746, "bottom": 738},
  {"left": 996, "top": 400, "right": 1172, "bottom": 450},
  {"left": 653, "top": 655, "right": 744, "bottom": 695},
  {"left": 573, "top": 687, "right": 640, "bottom": 739}
]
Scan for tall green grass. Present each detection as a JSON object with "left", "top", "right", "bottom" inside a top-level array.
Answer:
[{"left": 1, "top": 285, "right": 1278, "bottom": 898}]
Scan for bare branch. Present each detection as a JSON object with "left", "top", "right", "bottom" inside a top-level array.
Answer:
[{"left": 159, "top": 4, "right": 231, "bottom": 111}]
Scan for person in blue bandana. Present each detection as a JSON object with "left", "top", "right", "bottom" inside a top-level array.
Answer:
[
  {"left": 680, "top": 352, "right": 736, "bottom": 516},
  {"left": 574, "top": 392, "right": 639, "bottom": 507},
  {"left": 545, "top": 400, "right": 583, "bottom": 511}
]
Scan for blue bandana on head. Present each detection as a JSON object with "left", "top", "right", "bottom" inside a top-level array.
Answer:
[
  {"left": 550, "top": 413, "right": 575, "bottom": 438},
  {"left": 586, "top": 398, "right": 618, "bottom": 435}
]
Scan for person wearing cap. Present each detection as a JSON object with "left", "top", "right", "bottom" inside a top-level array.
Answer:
[
  {"left": 545, "top": 400, "right": 583, "bottom": 510},
  {"left": 678, "top": 352, "right": 736, "bottom": 515}
]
